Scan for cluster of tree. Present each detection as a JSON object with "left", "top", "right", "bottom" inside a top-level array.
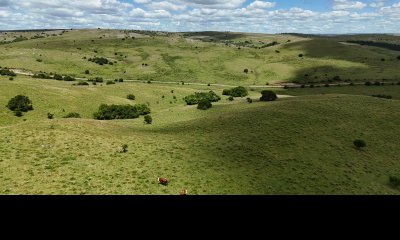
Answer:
[
  {"left": 63, "top": 112, "right": 81, "bottom": 118},
  {"left": 197, "top": 99, "right": 213, "bottom": 110},
  {"left": 260, "top": 41, "right": 279, "bottom": 48},
  {"left": 93, "top": 104, "right": 151, "bottom": 120},
  {"left": 365, "top": 81, "right": 385, "bottom": 86},
  {"left": 222, "top": 86, "right": 248, "bottom": 97},
  {"left": 88, "top": 77, "right": 104, "bottom": 83},
  {"left": 76, "top": 81, "right": 89, "bottom": 86},
  {"left": 372, "top": 94, "right": 392, "bottom": 99},
  {"left": 183, "top": 91, "right": 221, "bottom": 105},
  {"left": 88, "top": 57, "right": 110, "bottom": 65},
  {"left": 260, "top": 90, "right": 277, "bottom": 101},
  {"left": 0, "top": 68, "right": 16, "bottom": 77},
  {"left": 33, "top": 72, "right": 75, "bottom": 81},
  {"left": 127, "top": 94, "right": 136, "bottom": 100},
  {"left": 347, "top": 40, "right": 400, "bottom": 51},
  {"left": 6, "top": 95, "right": 33, "bottom": 117}
]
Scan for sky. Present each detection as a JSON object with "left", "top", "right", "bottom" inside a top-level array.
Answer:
[{"left": 0, "top": 0, "right": 399, "bottom": 33}]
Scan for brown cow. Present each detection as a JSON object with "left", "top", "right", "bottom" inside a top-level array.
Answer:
[{"left": 158, "top": 177, "right": 168, "bottom": 185}]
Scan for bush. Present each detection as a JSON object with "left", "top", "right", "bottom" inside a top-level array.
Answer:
[
  {"left": 222, "top": 89, "right": 232, "bottom": 96},
  {"left": 89, "top": 77, "right": 104, "bottom": 83},
  {"left": 7, "top": 95, "right": 33, "bottom": 112},
  {"left": 88, "top": 57, "right": 109, "bottom": 65},
  {"left": 32, "top": 73, "right": 52, "bottom": 79},
  {"left": 260, "top": 90, "right": 277, "bottom": 102},
  {"left": 144, "top": 115, "right": 152, "bottom": 124},
  {"left": 77, "top": 81, "right": 89, "bottom": 86},
  {"left": 85, "top": 70, "right": 90, "bottom": 74},
  {"left": 228, "top": 96, "right": 234, "bottom": 101},
  {"left": 365, "top": 81, "right": 372, "bottom": 86},
  {"left": 389, "top": 176, "right": 400, "bottom": 188},
  {"left": 374, "top": 81, "right": 381, "bottom": 86},
  {"left": 197, "top": 99, "right": 212, "bottom": 110},
  {"left": 121, "top": 144, "right": 128, "bottom": 153},
  {"left": 298, "top": 54, "right": 303, "bottom": 57},
  {"left": 15, "top": 110, "right": 23, "bottom": 117},
  {"left": 53, "top": 74, "right": 63, "bottom": 80},
  {"left": 9, "top": 77, "right": 14, "bottom": 81},
  {"left": 246, "top": 98, "right": 253, "bottom": 103},
  {"left": 64, "top": 112, "right": 81, "bottom": 118},
  {"left": 372, "top": 94, "right": 392, "bottom": 99},
  {"left": 47, "top": 113, "right": 54, "bottom": 119},
  {"left": 127, "top": 94, "right": 136, "bottom": 100},
  {"left": 325, "top": 84, "right": 330, "bottom": 87},
  {"left": 93, "top": 104, "right": 150, "bottom": 120},
  {"left": 353, "top": 139, "right": 366, "bottom": 149},
  {"left": 184, "top": 91, "right": 221, "bottom": 105},
  {"left": 397, "top": 56, "right": 400, "bottom": 60},
  {"left": 244, "top": 69, "right": 249, "bottom": 74},
  {"left": 119, "top": 78, "right": 124, "bottom": 82},
  {"left": 0, "top": 68, "right": 17, "bottom": 77},
  {"left": 106, "top": 80, "right": 115, "bottom": 85}
]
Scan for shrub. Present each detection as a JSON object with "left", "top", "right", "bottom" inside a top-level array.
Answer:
[
  {"left": 15, "top": 110, "right": 23, "bottom": 117},
  {"left": 246, "top": 98, "right": 253, "bottom": 103},
  {"left": 85, "top": 70, "right": 90, "bottom": 74},
  {"left": 127, "top": 94, "right": 136, "bottom": 100},
  {"left": 77, "top": 81, "right": 89, "bottom": 86},
  {"left": 397, "top": 56, "right": 400, "bottom": 60},
  {"left": 7, "top": 95, "right": 33, "bottom": 112},
  {"left": 374, "top": 81, "right": 381, "bottom": 86},
  {"left": 93, "top": 104, "right": 150, "bottom": 120},
  {"left": 389, "top": 176, "right": 400, "bottom": 188},
  {"left": 119, "top": 78, "right": 124, "bottom": 82},
  {"left": 9, "top": 77, "right": 13, "bottom": 81},
  {"left": 228, "top": 96, "right": 234, "bottom": 101},
  {"left": 372, "top": 94, "right": 392, "bottom": 99},
  {"left": 64, "top": 112, "right": 81, "bottom": 118},
  {"left": 184, "top": 91, "right": 221, "bottom": 105},
  {"left": 298, "top": 54, "right": 303, "bottom": 57},
  {"left": 106, "top": 80, "right": 115, "bottom": 85},
  {"left": 121, "top": 144, "right": 128, "bottom": 153},
  {"left": 0, "top": 68, "right": 16, "bottom": 77},
  {"left": 353, "top": 139, "right": 366, "bottom": 149},
  {"left": 325, "top": 84, "right": 330, "bottom": 87},
  {"left": 47, "top": 113, "right": 54, "bottom": 119},
  {"left": 197, "top": 99, "right": 212, "bottom": 110},
  {"left": 222, "top": 89, "right": 232, "bottom": 96},
  {"left": 32, "top": 73, "right": 52, "bottom": 79},
  {"left": 89, "top": 77, "right": 103, "bottom": 83},
  {"left": 260, "top": 90, "right": 277, "bottom": 102},
  {"left": 88, "top": 57, "right": 109, "bottom": 65},
  {"left": 144, "top": 115, "right": 152, "bottom": 124},
  {"left": 244, "top": 69, "right": 249, "bottom": 74},
  {"left": 365, "top": 81, "right": 372, "bottom": 86},
  {"left": 53, "top": 74, "right": 63, "bottom": 80},
  {"left": 63, "top": 76, "right": 75, "bottom": 81},
  {"left": 333, "top": 76, "right": 341, "bottom": 81}
]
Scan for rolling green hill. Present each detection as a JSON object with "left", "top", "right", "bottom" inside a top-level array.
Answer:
[{"left": 1, "top": 30, "right": 400, "bottom": 194}]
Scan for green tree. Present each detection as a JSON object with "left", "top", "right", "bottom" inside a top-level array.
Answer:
[
  {"left": 260, "top": 90, "right": 277, "bottom": 101},
  {"left": 7, "top": 95, "right": 33, "bottom": 112},
  {"left": 353, "top": 139, "right": 366, "bottom": 149}
]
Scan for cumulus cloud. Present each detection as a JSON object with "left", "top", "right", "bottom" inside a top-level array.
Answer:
[
  {"left": 0, "top": 0, "right": 398, "bottom": 33},
  {"left": 369, "top": 0, "right": 385, "bottom": 8},
  {"left": 247, "top": 1, "right": 276, "bottom": 10},
  {"left": 333, "top": 0, "right": 366, "bottom": 10}
]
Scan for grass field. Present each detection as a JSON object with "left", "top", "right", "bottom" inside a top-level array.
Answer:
[
  {"left": 1, "top": 30, "right": 400, "bottom": 194},
  {"left": 1, "top": 30, "right": 400, "bottom": 86}
]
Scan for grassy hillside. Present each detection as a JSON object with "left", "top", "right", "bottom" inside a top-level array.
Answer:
[
  {"left": 1, "top": 30, "right": 399, "bottom": 86},
  {"left": 1, "top": 75, "right": 400, "bottom": 194}
]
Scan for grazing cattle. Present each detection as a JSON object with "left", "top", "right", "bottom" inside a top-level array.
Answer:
[
  {"left": 158, "top": 177, "right": 168, "bottom": 185},
  {"left": 179, "top": 189, "right": 188, "bottom": 196}
]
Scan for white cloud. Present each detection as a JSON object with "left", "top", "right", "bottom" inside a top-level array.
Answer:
[
  {"left": 333, "top": 0, "right": 366, "bottom": 10},
  {"left": 247, "top": 1, "right": 276, "bottom": 10},
  {"left": 369, "top": 0, "right": 385, "bottom": 8}
]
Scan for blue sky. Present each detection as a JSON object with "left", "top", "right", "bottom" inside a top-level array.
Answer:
[{"left": 0, "top": 0, "right": 399, "bottom": 33}]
